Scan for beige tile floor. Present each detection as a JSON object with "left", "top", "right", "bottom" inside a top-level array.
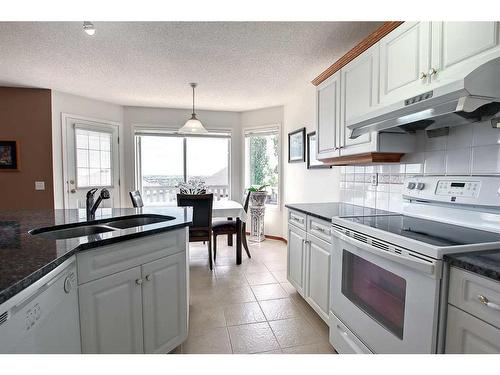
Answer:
[{"left": 174, "top": 236, "right": 336, "bottom": 354}]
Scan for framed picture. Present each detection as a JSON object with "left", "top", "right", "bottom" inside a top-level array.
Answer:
[
  {"left": 288, "top": 127, "right": 306, "bottom": 163},
  {"left": 307, "top": 132, "right": 331, "bottom": 169},
  {"left": 0, "top": 141, "right": 19, "bottom": 171}
]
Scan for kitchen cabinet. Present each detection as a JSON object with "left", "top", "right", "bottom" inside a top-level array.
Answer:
[
  {"left": 287, "top": 210, "right": 331, "bottom": 324},
  {"left": 78, "top": 229, "right": 188, "bottom": 354},
  {"left": 430, "top": 22, "right": 500, "bottom": 86},
  {"left": 287, "top": 223, "right": 307, "bottom": 296},
  {"left": 316, "top": 71, "right": 341, "bottom": 160},
  {"left": 445, "top": 267, "right": 500, "bottom": 354},
  {"left": 379, "top": 22, "right": 431, "bottom": 105}
]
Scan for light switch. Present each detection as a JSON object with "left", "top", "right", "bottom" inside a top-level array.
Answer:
[{"left": 35, "top": 181, "right": 45, "bottom": 191}]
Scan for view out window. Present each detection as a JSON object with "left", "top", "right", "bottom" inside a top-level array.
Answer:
[
  {"left": 136, "top": 133, "right": 231, "bottom": 205},
  {"left": 244, "top": 128, "right": 280, "bottom": 205},
  {"left": 75, "top": 128, "right": 112, "bottom": 188}
]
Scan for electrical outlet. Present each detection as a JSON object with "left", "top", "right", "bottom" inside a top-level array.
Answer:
[
  {"left": 370, "top": 173, "right": 378, "bottom": 186},
  {"left": 35, "top": 181, "right": 45, "bottom": 191}
]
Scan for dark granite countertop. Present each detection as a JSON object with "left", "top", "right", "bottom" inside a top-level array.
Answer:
[
  {"left": 445, "top": 250, "right": 500, "bottom": 282},
  {"left": 0, "top": 207, "right": 192, "bottom": 304},
  {"left": 285, "top": 202, "right": 394, "bottom": 222}
]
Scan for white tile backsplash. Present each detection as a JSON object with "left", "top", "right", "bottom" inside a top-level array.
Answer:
[{"left": 339, "top": 119, "right": 500, "bottom": 213}]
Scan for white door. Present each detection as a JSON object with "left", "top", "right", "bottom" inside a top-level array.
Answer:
[
  {"left": 305, "top": 234, "right": 330, "bottom": 322},
  {"left": 430, "top": 22, "right": 500, "bottom": 85},
  {"left": 340, "top": 43, "right": 379, "bottom": 153},
  {"left": 79, "top": 266, "right": 144, "bottom": 354},
  {"left": 287, "top": 224, "right": 306, "bottom": 295},
  {"left": 63, "top": 115, "right": 121, "bottom": 209},
  {"left": 316, "top": 71, "right": 341, "bottom": 160},
  {"left": 379, "top": 22, "right": 431, "bottom": 105},
  {"left": 142, "top": 252, "right": 188, "bottom": 354},
  {"left": 446, "top": 305, "right": 500, "bottom": 354}
]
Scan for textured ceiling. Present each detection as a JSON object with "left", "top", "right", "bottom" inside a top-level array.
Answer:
[{"left": 0, "top": 22, "right": 381, "bottom": 111}]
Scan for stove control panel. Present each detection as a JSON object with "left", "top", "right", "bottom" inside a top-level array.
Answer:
[{"left": 436, "top": 180, "right": 480, "bottom": 197}]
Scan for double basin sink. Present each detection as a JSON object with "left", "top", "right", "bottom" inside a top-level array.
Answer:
[{"left": 30, "top": 214, "right": 175, "bottom": 240}]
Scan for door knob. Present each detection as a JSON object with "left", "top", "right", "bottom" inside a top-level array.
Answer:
[
  {"left": 420, "top": 72, "right": 428, "bottom": 80},
  {"left": 429, "top": 68, "right": 438, "bottom": 77},
  {"left": 70, "top": 189, "right": 76, "bottom": 194},
  {"left": 135, "top": 278, "right": 143, "bottom": 285},
  {"left": 145, "top": 275, "right": 152, "bottom": 281}
]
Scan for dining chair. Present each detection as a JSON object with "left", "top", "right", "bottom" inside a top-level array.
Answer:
[
  {"left": 177, "top": 193, "right": 214, "bottom": 270},
  {"left": 129, "top": 190, "right": 144, "bottom": 208},
  {"left": 212, "top": 190, "right": 251, "bottom": 262}
]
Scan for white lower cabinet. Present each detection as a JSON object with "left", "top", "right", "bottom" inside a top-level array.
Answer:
[
  {"left": 78, "top": 230, "right": 188, "bottom": 354},
  {"left": 79, "top": 267, "right": 144, "bottom": 354},
  {"left": 287, "top": 210, "right": 331, "bottom": 324},
  {"left": 305, "top": 234, "right": 330, "bottom": 322}
]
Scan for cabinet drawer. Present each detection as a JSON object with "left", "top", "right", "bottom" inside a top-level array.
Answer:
[
  {"left": 448, "top": 267, "right": 500, "bottom": 329},
  {"left": 307, "top": 216, "right": 332, "bottom": 244},
  {"left": 446, "top": 305, "right": 500, "bottom": 354},
  {"left": 329, "top": 312, "right": 372, "bottom": 354},
  {"left": 288, "top": 210, "right": 306, "bottom": 230},
  {"left": 77, "top": 229, "right": 187, "bottom": 285}
]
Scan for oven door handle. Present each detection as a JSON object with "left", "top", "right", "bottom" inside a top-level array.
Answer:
[{"left": 334, "top": 231, "right": 436, "bottom": 275}]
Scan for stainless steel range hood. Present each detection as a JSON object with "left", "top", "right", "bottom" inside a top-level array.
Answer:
[{"left": 348, "top": 57, "right": 500, "bottom": 139}]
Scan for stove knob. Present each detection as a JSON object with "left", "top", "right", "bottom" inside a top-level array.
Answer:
[
  {"left": 407, "top": 182, "right": 416, "bottom": 190},
  {"left": 415, "top": 182, "right": 425, "bottom": 190}
]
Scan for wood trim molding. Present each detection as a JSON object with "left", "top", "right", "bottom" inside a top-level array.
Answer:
[
  {"left": 245, "top": 233, "right": 287, "bottom": 244},
  {"left": 321, "top": 152, "right": 404, "bottom": 166},
  {"left": 311, "top": 21, "right": 404, "bottom": 86}
]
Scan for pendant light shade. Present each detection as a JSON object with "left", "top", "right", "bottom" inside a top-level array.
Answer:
[{"left": 178, "top": 83, "right": 208, "bottom": 134}]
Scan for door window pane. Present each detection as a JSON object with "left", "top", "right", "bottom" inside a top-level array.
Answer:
[
  {"left": 75, "top": 129, "right": 112, "bottom": 188},
  {"left": 341, "top": 250, "right": 406, "bottom": 339}
]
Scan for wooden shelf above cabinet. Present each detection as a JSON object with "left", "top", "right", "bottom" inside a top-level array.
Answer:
[
  {"left": 321, "top": 152, "right": 405, "bottom": 166},
  {"left": 312, "top": 21, "right": 403, "bottom": 86}
]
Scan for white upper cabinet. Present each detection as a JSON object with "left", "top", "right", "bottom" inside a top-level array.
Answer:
[
  {"left": 430, "top": 22, "right": 500, "bottom": 85},
  {"left": 340, "top": 43, "right": 380, "bottom": 153},
  {"left": 316, "top": 71, "right": 341, "bottom": 159},
  {"left": 379, "top": 22, "right": 431, "bottom": 105}
]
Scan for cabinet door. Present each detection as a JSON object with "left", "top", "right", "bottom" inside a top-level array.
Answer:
[
  {"left": 305, "top": 234, "right": 330, "bottom": 322},
  {"left": 340, "top": 44, "right": 379, "bottom": 154},
  {"left": 79, "top": 267, "right": 144, "bottom": 353},
  {"left": 316, "top": 71, "right": 341, "bottom": 160},
  {"left": 379, "top": 22, "right": 431, "bottom": 105},
  {"left": 446, "top": 305, "right": 500, "bottom": 354},
  {"left": 287, "top": 224, "right": 307, "bottom": 295},
  {"left": 431, "top": 22, "right": 500, "bottom": 85},
  {"left": 142, "top": 252, "right": 188, "bottom": 354}
]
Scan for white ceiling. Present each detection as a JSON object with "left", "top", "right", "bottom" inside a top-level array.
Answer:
[{"left": 0, "top": 22, "right": 381, "bottom": 111}]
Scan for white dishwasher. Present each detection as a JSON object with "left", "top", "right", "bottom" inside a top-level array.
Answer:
[{"left": 0, "top": 257, "right": 81, "bottom": 353}]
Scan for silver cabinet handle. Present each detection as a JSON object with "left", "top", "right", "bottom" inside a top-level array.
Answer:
[
  {"left": 478, "top": 295, "right": 500, "bottom": 311},
  {"left": 135, "top": 278, "right": 143, "bottom": 285},
  {"left": 420, "top": 72, "right": 428, "bottom": 80},
  {"left": 291, "top": 215, "right": 304, "bottom": 224},
  {"left": 312, "top": 225, "right": 328, "bottom": 233},
  {"left": 429, "top": 67, "right": 438, "bottom": 77},
  {"left": 145, "top": 275, "right": 152, "bottom": 281}
]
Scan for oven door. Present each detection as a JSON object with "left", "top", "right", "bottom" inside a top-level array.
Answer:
[{"left": 330, "top": 230, "right": 441, "bottom": 354}]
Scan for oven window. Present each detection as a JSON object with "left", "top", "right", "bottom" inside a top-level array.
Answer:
[{"left": 341, "top": 250, "right": 406, "bottom": 339}]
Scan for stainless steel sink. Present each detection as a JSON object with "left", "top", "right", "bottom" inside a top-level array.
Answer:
[
  {"left": 31, "top": 225, "right": 115, "bottom": 240},
  {"left": 102, "top": 215, "right": 174, "bottom": 229},
  {"left": 30, "top": 214, "right": 175, "bottom": 240}
]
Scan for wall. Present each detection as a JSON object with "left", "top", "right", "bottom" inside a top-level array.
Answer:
[
  {"left": 0, "top": 87, "right": 54, "bottom": 209},
  {"left": 339, "top": 120, "right": 500, "bottom": 212},
  {"left": 240, "top": 106, "right": 284, "bottom": 236},
  {"left": 122, "top": 107, "right": 242, "bottom": 205},
  {"left": 51, "top": 91, "right": 124, "bottom": 208}
]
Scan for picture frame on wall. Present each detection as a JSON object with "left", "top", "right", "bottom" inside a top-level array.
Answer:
[
  {"left": 288, "top": 127, "right": 306, "bottom": 163},
  {"left": 0, "top": 141, "right": 19, "bottom": 171},
  {"left": 307, "top": 132, "right": 331, "bottom": 169}
]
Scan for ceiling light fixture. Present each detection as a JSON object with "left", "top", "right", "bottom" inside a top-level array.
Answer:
[
  {"left": 178, "top": 83, "right": 208, "bottom": 134},
  {"left": 83, "top": 21, "right": 96, "bottom": 36}
]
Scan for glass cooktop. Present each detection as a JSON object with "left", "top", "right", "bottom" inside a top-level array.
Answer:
[{"left": 340, "top": 215, "right": 500, "bottom": 247}]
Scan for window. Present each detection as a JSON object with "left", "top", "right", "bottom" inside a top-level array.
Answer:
[
  {"left": 135, "top": 131, "right": 231, "bottom": 205},
  {"left": 244, "top": 127, "right": 280, "bottom": 205},
  {"left": 75, "top": 128, "right": 112, "bottom": 188}
]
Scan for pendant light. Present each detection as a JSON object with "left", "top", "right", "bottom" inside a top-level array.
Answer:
[{"left": 178, "top": 83, "right": 208, "bottom": 134}]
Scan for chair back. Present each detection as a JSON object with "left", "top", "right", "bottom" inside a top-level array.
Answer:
[
  {"left": 242, "top": 190, "right": 251, "bottom": 213},
  {"left": 177, "top": 193, "right": 214, "bottom": 229},
  {"left": 129, "top": 190, "right": 144, "bottom": 208}
]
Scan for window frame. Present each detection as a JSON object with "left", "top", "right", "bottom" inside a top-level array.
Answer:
[
  {"left": 133, "top": 125, "right": 232, "bottom": 203},
  {"left": 243, "top": 124, "right": 282, "bottom": 209}
]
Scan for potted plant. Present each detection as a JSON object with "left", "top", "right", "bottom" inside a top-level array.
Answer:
[{"left": 248, "top": 184, "right": 269, "bottom": 207}]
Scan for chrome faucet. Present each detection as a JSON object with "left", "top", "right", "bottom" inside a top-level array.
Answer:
[{"left": 86, "top": 188, "right": 110, "bottom": 221}]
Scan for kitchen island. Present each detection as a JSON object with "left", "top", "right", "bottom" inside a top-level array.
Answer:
[{"left": 0, "top": 207, "right": 192, "bottom": 354}]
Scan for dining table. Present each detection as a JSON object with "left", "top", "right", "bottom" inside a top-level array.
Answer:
[{"left": 212, "top": 199, "right": 247, "bottom": 265}]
